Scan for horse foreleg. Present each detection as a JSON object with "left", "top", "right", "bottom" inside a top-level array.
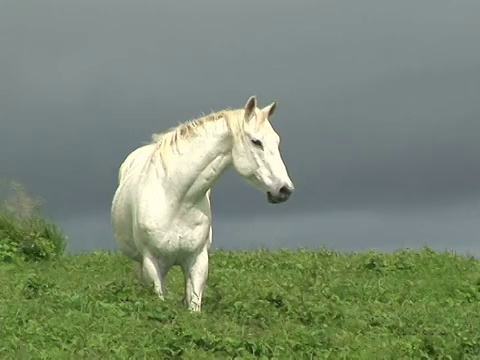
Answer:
[{"left": 182, "top": 248, "right": 209, "bottom": 312}]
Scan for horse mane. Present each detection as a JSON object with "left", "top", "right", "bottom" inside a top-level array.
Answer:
[
  {"left": 150, "top": 108, "right": 242, "bottom": 144},
  {"left": 149, "top": 107, "right": 245, "bottom": 168}
]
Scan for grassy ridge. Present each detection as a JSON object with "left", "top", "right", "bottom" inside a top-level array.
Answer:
[{"left": 1, "top": 248, "right": 479, "bottom": 359}]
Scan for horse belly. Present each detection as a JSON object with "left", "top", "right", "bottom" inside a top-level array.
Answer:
[
  {"left": 111, "top": 185, "right": 140, "bottom": 261},
  {"left": 112, "top": 144, "right": 157, "bottom": 262},
  {"left": 112, "top": 174, "right": 155, "bottom": 262}
]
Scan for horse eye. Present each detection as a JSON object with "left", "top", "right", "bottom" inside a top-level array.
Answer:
[{"left": 251, "top": 138, "right": 263, "bottom": 149}]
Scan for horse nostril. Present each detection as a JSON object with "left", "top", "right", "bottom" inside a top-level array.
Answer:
[{"left": 279, "top": 185, "right": 293, "bottom": 196}]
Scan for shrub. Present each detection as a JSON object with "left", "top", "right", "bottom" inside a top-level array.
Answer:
[{"left": 0, "top": 179, "right": 67, "bottom": 262}]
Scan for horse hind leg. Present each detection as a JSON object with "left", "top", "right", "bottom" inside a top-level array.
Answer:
[
  {"left": 141, "top": 255, "right": 167, "bottom": 300},
  {"left": 134, "top": 261, "right": 146, "bottom": 285}
]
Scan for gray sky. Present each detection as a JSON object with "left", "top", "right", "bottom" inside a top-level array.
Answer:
[{"left": 2, "top": 0, "right": 480, "bottom": 255}]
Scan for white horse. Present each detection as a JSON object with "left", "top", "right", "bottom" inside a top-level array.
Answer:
[{"left": 110, "top": 95, "right": 295, "bottom": 312}]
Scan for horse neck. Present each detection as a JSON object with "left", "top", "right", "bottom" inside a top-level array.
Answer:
[{"left": 155, "top": 119, "right": 235, "bottom": 202}]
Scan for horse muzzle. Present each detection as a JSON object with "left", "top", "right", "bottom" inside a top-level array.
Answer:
[{"left": 266, "top": 184, "right": 294, "bottom": 204}]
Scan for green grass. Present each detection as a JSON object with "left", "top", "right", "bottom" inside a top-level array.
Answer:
[{"left": 1, "top": 247, "right": 480, "bottom": 359}]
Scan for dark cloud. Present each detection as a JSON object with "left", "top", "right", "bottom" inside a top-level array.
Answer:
[{"left": 2, "top": 0, "right": 480, "bottom": 253}]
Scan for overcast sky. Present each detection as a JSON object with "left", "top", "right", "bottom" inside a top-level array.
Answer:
[{"left": 2, "top": 0, "right": 480, "bottom": 255}]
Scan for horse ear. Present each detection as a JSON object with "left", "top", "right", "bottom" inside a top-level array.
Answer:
[
  {"left": 262, "top": 101, "right": 277, "bottom": 119},
  {"left": 244, "top": 95, "right": 257, "bottom": 121}
]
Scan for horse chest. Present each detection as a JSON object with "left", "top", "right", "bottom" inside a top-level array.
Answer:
[{"left": 145, "top": 210, "right": 210, "bottom": 259}]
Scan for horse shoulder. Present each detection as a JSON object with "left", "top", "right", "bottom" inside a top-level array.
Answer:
[{"left": 118, "top": 144, "right": 155, "bottom": 185}]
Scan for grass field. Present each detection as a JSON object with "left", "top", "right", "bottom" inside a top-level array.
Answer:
[{"left": 1, "top": 247, "right": 480, "bottom": 359}]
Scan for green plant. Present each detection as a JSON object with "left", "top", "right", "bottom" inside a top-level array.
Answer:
[{"left": 0, "top": 178, "right": 67, "bottom": 262}]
